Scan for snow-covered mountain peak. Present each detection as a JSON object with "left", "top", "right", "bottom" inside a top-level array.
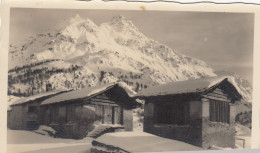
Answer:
[
  {"left": 108, "top": 15, "right": 139, "bottom": 32},
  {"left": 69, "top": 14, "right": 87, "bottom": 24},
  {"left": 11, "top": 14, "right": 252, "bottom": 100},
  {"left": 110, "top": 15, "right": 131, "bottom": 25},
  {"left": 62, "top": 15, "right": 98, "bottom": 38}
]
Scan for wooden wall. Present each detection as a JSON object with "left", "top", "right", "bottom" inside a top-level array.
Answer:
[{"left": 202, "top": 87, "right": 233, "bottom": 124}]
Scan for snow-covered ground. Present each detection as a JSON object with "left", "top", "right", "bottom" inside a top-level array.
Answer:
[
  {"left": 7, "top": 129, "right": 92, "bottom": 153},
  {"left": 94, "top": 131, "right": 202, "bottom": 152},
  {"left": 235, "top": 124, "right": 251, "bottom": 149}
]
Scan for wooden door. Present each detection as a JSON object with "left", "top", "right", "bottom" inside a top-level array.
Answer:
[{"left": 103, "top": 105, "right": 113, "bottom": 124}]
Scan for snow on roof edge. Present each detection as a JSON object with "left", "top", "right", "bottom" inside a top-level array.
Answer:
[
  {"left": 40, "top": 83, "right": 116, "bottom": 105},
  {"left": 10, "top": 89, "right": 70, "bottom": 106},
  {"left": 40, "top": 82, "right": 136, "bottom": 106},
  {"left": 136, "top": 76, "right": 243, "bottom": 98}
]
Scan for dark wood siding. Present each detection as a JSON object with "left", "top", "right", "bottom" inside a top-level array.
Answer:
[
  {"left": 206, "top": 87, "right": 231, "bottom": 123},
  {"left": 66, "top": 105, "right": 76, "bottom": 122},
  {"left": 209, "top": 100, "right": 230, "bottom": 123},
  {"left": 50, "top": 106, "right": 59, "bottom": 123},
  {"left": 84, "top": 93, "right": 124, "bottom": 125}
]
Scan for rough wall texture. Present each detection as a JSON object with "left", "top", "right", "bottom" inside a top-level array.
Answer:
[
  {"left": 8, "top": 105, "right": 24, "bottom": 129},
  {"left": 144, "top": 99, "right": 236, "bottom": 149},
  {"left": 190, "top": 101, "right": 202, "bottom": 120},
  {"left": 143, "top": 101, "right": 203, "bottom": 147},
  {"left": 47, "top": 104, "right": 133, "bottom": 139},
  {"left": 123, "top": 109, "right": 133, "bottom": 131},
  {"left": 49, "top": 104, "right": 96, "bottom": 139},
  {"left": 201, "top": 99, "right": 236, "bottom": 149},
  {"left": 202, "top": 118, "right": 236, "bottom": 149},
  {"left": 8, "top": 103, "right": 41, "bottom": 130},
  {"left": 230, "top": 104, "right": 237, "bottom": 123},
  {"left": 143, "top": 103, "right": 155, "bottom": 132}
]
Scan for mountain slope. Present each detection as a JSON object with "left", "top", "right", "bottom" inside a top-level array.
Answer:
[{"left": 8, "top": 15, "right": 232, "bottom": 98}]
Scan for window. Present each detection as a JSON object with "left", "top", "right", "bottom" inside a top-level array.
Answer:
[
  {"left": 155, "top": 102, "right": 189, "bottom": 125},
  {"left": 28, "top": 106, "right": 37, "bottom": 113},
  {"left": 209, "top": 99, "right": 230, "bottom": 123}
]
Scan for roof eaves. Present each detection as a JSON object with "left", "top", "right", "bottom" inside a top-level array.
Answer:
[
  {"left": 10, "top": 90, "right": 71, "bottom": 106},
  {"left": 40, "top": 84, "right": 117, "bottom": 106}
]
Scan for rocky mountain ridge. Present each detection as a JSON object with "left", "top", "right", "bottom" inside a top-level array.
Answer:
[{"left": 8, "top": 15, "right": 252, "bottom": 102}]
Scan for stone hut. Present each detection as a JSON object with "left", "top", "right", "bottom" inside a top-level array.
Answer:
[
  {"left": 8, "top": 89, "right": 68, "bottom": 130},
  {"left": 137, "top": 76, "right": 242, "bottom": 149},
  {"left": 40, "top": 82, "right": 139, "bottom": 139}
]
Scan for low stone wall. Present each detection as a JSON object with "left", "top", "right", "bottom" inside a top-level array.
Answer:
[
  {"left": 50, "top": 121, "right": 95, "bottom": 139},
  {"left": 144, "top": 122, "right": 202, "bottom": 147},
  {"left": 202, "top": 119, "right": 236, "bottom": 149},
  {"left": 143, "top": 102, "right": 203, "bottom": 147},
  {"left": 49, "top": 105, "right": 97, "bottom": 139}
]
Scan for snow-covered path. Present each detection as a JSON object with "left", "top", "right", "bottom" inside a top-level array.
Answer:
[
  {"left": 7, "top": 143, "right": 91, "bottom": 153},
  {"left": 7, "top": 129, "right": 92, "bottom": 153}
]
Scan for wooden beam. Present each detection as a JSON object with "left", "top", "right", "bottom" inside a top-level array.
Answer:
[
  {"left": 203, "top": 95, "right": 231, "bottom": 103},
  {"left": 90, "top": 98, "right": 117, "bottom": 104},
  {"left": 213, "top": 88, "right": 228, "bottom": 95},
  {"left": 207, "top": 93, "right": 229, "bottom": 100},
  {"left": 90, "top": 101, "right": 119, "bottom": 107},
  {"left": 95, "top": 94, "right": 110, "bottom": 100}
]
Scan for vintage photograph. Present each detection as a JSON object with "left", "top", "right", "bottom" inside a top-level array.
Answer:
[{"left": 6, "top": 7, "right": 254, "bottom": 153}]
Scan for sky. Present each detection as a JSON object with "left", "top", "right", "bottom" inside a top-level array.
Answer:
[{"left": 10, "top": 8, "right": 254, "bottom": 84}]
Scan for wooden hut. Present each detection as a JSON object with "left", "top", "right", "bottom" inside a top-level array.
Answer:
[
  {"left": 40, "top": 82, "right": 139, "bottom": 139},
  {"left": 137, "top": 76, "right": 242, "bottom": 149},
  {"left": 8, "top": 89, "right": 68, "bottom": 130}
]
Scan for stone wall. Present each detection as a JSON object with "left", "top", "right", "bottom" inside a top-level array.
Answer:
[
  {"left": 123, "top": 109, "right": 133, "bottom": 131},
  {"left": 143, "top": 101, "right": 203, "bottom": 147},
  {"left": 46, "top": 104, "right": 133, "bottom": 139},
  {"left": 48, "top": 104, "right": 96, "bottom": 139},
  {"left": 143, "top": 103, "right": 155, "bottom": 132},
  {"left": 8, "top": 103, "right": 41, "bottom": 130},
  {"left": 202, "top": 119, "right": 236, "bottom": 149},
  {"left": 8, "top": 105, "right": 24, "bottom": 129},
  {"left": 201, "top": 98, "right": 236, "bottom": 149}
]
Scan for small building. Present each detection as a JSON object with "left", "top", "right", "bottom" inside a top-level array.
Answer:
[
  {"left": 40, "top": 82, "right": 139, "bottom": 139},
  {"left": 137, "top": 76, "right": 242, "bottom": 149},
  {"left": 8, "top": 89, "right": 68, "bottom": 130}
]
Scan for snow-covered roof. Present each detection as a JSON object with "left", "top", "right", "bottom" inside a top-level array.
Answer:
[
  {"left": 41, "top": 82, "right": 136, "bottom": 105},
  {"left": 11, "top": 89, "right": 69, "bottom": 106},
  {"left": 137, "top": 76, "right": 242, "bottom": 97}
]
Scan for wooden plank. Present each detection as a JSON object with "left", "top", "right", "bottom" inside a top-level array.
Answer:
[
  {"left": 90, "top": 101, "right": 119, "bottom": 107},
  {"left": 95, "top": 94, "right": 110, "bottom": 100},
  {"left": 207, "top": 92, "right": 229, "bottom": 100},
  {"left": 224, "top": 102, "right": 227, "bottom": 123},
  {"left": 203, "top": 95, "right": 231, "bottom": 103},
  {"left": 213, "top": 88, "right": 228, "bottom": 95},
  {"left": 218, "top": 101, "right": 221, "bottom": 122},
  {"left": 213, "top": 101, "right": 216, "bottom": 121},
  {"left": 89, "top": 98, "right": 117, "bottom": 104},
  {"left": 210, "top": 102, "right": 212, "bottom": 121},
  {"left": 221, "top": 101, "right": 224, "bottom": 122}
]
